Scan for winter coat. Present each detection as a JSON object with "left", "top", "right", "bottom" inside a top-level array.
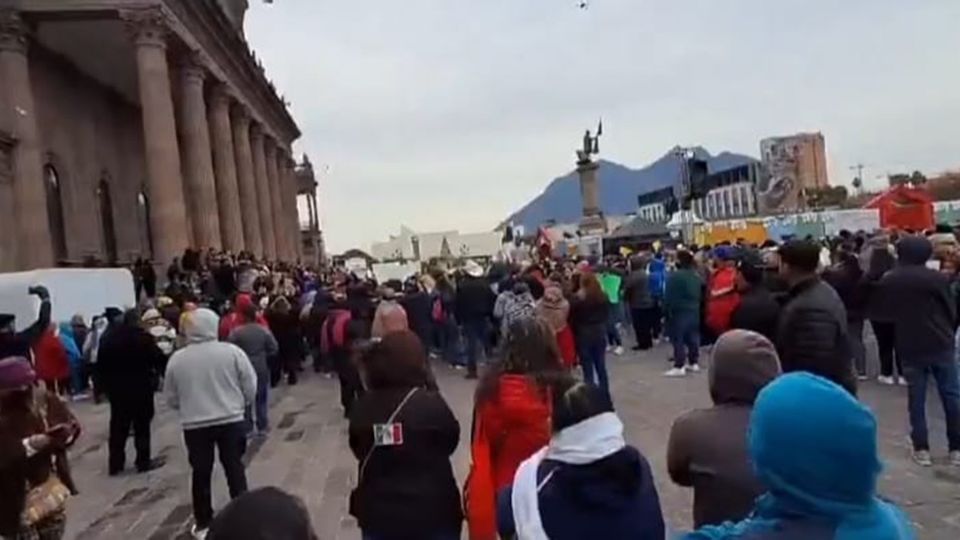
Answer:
[
  {"left": 775, "top": 277, "right": 855, "bottom": 395},
  {"left": 400, "top": 291, "right": 433, "bottom": 346},
  {"left": 648, "top": 258, "right": 667, "bottom": 299},
  {"left": 266, "top": 308, "right": 302, "bottom": 362},
  {"left": 823, "top": 263, "right": 867, "bottom": 322},
  {"left": 0, "top": 300, "right": 51, "bottom": 361},
  {"left": 665, "top": 268, "right": 703, "bottom": 318},
  {"left": 876, "top": 236, "right": 956, "bottom": 360},
  {"left": 569, "top": 295, "right": 609, "bottom": 344},
  {"left": 97, "top": 323, "right": 165, "bottom": 406},
  {"left": 218, "top": 294, "right": 268, "bottom": 340},
  {"left": 228, "top": 323, "right": 279, "bottom": 383},
  {"left": 474, "top": 375, "right": 551, "bottom": 490},
  {"left": 623, "top": 269, "right": 654, "bottom": 310},
  {"left": 705, "top": 267, "right": 740, "bottom": 335},
  {"left": 495, "top": 291, "right": 536, "bottom": 335},
  {"left": 456, "top": 276, "right": 496, "bottom": 324},
  {"left": 535, "top": 288, "right": 570, "bottom": 333},
  {"left": 32, "top": 327, "right": 69, "bottom": 383},
  {"left": 729, "top": 286, "right": 780, "bottom": 343},
  {"left": 348, "top": 387, "right": 462, "bottom": 537},
  {"left": 668, "top": 330, "right": 781, "bottom": 527}
]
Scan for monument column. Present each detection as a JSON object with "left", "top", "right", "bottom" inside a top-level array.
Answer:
[
  {"left": 0, "top": 9, "right": 53, "bottom": 269},
  {"left": 176, "top": 52, "right": 221, "bottom": 249},
  {"left": 208, "top": 83, "right": 243, "bottom": 252},
  {"left": 125, "top": 8, "right": 189, "bottom": 265},
  {"left": 264, "top": 142, "right": 286, "bottom": 260},
  {"left": 231, "top": 107, "right": 262, "bottom": 256},
  {"left": 283, "top": 156, "right": 302, "bottom": 260},
  {"left": 249, "top": 124, "right": 276, "bottom": 260}
]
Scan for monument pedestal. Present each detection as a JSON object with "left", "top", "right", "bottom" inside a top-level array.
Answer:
[{"left": 576, "top": 159, "right": 606, "bottom": 235}]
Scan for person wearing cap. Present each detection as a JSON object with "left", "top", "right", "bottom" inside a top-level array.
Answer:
[
  {"left": 97, "top": 309, "right": 166, "bottom": 476},
  {"left": 667, "top": 330, "right": 781, "bottom": 527},
  {"left": 729, "top": 252, "right": 780, "bottom": 343},
  {"left": 0, "top": 286, "right": 52, "bottom": 362},
  {"left": 0, "top": 356, "right": 81, "bottom": 540},
  {"left": 456, "top": 261, "right": 496, "bottom": 379},
  {"left": 775, "top": 239, "right": 855, "bottom": 395}
]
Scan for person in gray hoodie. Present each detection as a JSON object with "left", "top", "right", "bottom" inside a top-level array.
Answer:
[
  {"left": 666, "top": 329, "right": 781, "bottom": 527},
  {"left": 164, "top": 308, "right": 257, "bottom": 539},
  {"left": 228, "top": 303, "right": 278, "bottom": 436}
]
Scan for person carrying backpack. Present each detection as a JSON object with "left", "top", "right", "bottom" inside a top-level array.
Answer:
[{"left": 321, "top": 296, "right": 364, "bottom": 417}]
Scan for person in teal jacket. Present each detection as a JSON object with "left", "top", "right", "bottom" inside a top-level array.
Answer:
[
  {"left": 664, "top": 250, "right": 703, "bottom": 376},
  {"left": 598, "top": 265, "right": 625, "bottom": 355},
  {"left": 682, "top": 372, "right": 915, "bottom": 540}
]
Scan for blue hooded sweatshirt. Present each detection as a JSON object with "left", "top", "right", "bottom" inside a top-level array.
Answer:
[
  {"left": 682, "top": 372, "right": 914, "bottom": 540},
  {"left": 648, "top": 257, "right": 667, "bottom": 299}
]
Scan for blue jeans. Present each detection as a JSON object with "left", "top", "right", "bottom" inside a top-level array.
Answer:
[
  {"left": 903, "top": 351, "right": 960, "bottom": 451},
  {"left": 463, "top": 319, "right": 487, "bottom": 375},
  {"left": 606, "top": 303, "right": 622, "bottom": 347},
  {"left": 579, "top": 336, "right": 609, "bottom": 394},
  {"left": 245, "top": 374, "right": 269, "bottom": 433},
  {"left": 670, "top": 312, "right": 700, "bottom": 369}
]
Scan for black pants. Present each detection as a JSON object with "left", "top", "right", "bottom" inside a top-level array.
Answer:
[
  {"left": 871, "top": 320, "right": 902, "bottom": 377},
  {"left": 183, "top": 421, "right": 248, "bottom": 529},
  {"left": 630, "top": 307, "right": 655, "bottom": 350},
  {"left": 650, "top": 300, "right": 663, "bottom": 339},
  {"left": 108, "top": 399, "right": 153, "bottom": 473},
  {"left": 334, "top": 353, "right": 364, "bottom": 416}
]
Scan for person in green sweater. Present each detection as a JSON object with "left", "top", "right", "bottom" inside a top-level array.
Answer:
[
  {"left": 598, "top": 265, "right": 625, "bottom": 356},
  {"left": 664, "top": 250, "right": 704, "bottom": 377}
]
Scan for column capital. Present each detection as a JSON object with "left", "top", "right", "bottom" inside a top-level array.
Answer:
[
  {"left": 209, "top": 82, "right": 235, "bottom": 108},
  {"left": 177, "top": 51, "right": 207, "bottom": 85},
  {"left": 231, "top": 104, "right": 251, "bottom": 128},
  {"left": 249, "top": 122, "right": 264, "bottom": 140},
  {"left": 0, "top": 9, "right": 28, "bottom": 54},
  {"left": 121, "top": 7, "right": 170, "bottom": 49}
]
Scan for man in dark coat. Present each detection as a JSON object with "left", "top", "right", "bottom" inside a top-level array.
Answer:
[
  {"left": 729, "top": 253, "right": 780, "bottom": 343},
  {"left": 97, "top": 309, "right": 166, "bottom": 475},
  {"left": 775, "top": 240, "right": 856, "bottom": 395},
  {"left": 0, "top": 286, "right": 51, "bottom": 361},
  {"left": 455, "top": 264, "right": 495, "bottom": 379},
  {"left": 877, "top": 235, "right": 960, "bottom": 467}
]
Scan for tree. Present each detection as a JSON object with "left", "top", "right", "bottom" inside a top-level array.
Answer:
[{"left": 806, "top": 186, "right": 849, "bottom": 209}]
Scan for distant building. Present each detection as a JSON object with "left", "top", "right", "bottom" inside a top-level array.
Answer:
[
  {"left": 758, "top": 132, "right": 829, "bottom": 213},
  {"left": 370, "top": 227, "right": 503, "bottom": 262}
]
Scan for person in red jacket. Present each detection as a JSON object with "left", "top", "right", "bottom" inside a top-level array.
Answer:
[
  {"left": 705, "top": 246, "right": 741, "bottom": 340},
  {"left": 466, "top": 317, "right": 569, "bottom": 539},
  {"left": 219, "top": 294, "right": 268, "bottom": 340},
  {"left": 33, "top": 325, "right": 70, "bottom": 395}
]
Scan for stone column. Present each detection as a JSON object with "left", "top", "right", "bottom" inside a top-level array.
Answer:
[
  {"left": 249, "top": 124, "right": 276, "bottom": 260},
  {"left": 176, "top": 52, "right": 221, "bottom": 249},
  {"left": 264, "top": 142, "right": 286, "bottom": 260},
  {"left": 231, "top": 108, "right": 262, "bottom": 256},
  {"left": 282, "top": 157, "right": 302, "bottom": 260},
  {"left": 0, "top": 10, "right": 53, "bottom": 269},
  {"left": 208, "top": 84, "right": 243, "bottom": 252},
  {"left": 125, "top": 8, "right": 189, "bottom": 265}
]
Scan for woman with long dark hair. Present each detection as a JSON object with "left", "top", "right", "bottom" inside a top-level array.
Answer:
[
  {"left": 862, "top": 246, "right": 903, "bottom": 384},
  {"left": 569, "top": 273, "right": 611, "bottom": 394},
  {"left": 465, "top": 318, "right": 568, "bottom": 539}
]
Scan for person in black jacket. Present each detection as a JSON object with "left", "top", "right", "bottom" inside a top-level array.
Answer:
[
  {"left": 862, "top": 246, "right": 902, "bottom": 384},
  {"left": 0, "top": 286, "right": 51, "bottom": 361},
  {"left": 775, "top": 240, "right": 855, "bottom": 395},
  {"left": 97, "top": 309, "right": 166, "bottom": 475},
  {"left": 265, "top": 297, "right": 302, "bottom": 386},
  {"left": 729, "top": 253, "right": 779, "bottom": 343},
  {"left": 570, "top": 273, "right": 611, "bottom": 395},
  {"left": 349, "top": 330, "right": 462, "bottom": 540},
  {"left": 400, "top": 280, "right": 433, "bottom": 351},
  {"left": 823, "top": 251, "right": 868, "bottom": 379},
  {"left": 455, "top": 264, "right": 496, "bottom": 379},
  {"left": 876, "top": 235, "right": 960, "bottom": 467}
]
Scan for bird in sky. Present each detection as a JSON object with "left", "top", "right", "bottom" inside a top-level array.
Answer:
[{"left": 578, "top": 1, "right": 589, "bottom": 9}]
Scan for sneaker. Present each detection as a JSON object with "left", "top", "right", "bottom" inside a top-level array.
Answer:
[
  {"left": 687, "top": 364, "right": 701, "bottom": 373},
  {"left": 857, "top": 373, "right": 869, "bottom": 381},
  {"left": 664, "top": 367, "right": 687, "bottom": 377},
  {"left": 613, "top": 346, "right": 624, "bottom": 356},
  {"left": 950, "top": 450, "right": 960, "bottom": 467},
  {"left": 877, "top": 375, "right": 895, "bottom": 385},
  {"left": 605, "top": 345, "right": 613, "bottom": 353},
  {"left": 191, "top": 525, "right": 208, "bottom": 540},
  {"left": 912, "top": 449, "right": 933, "bottom": 467},
  {"left": 897, "top": 376, "right": 908, "bottom": 386}
]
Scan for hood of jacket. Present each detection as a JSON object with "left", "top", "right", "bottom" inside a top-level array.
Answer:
[
  {"left": 896, "top": 235, "right": 933, "bottom": 266},
  {"left": 493, "top": 374, "right": 550, "bottom": 428},
  {"left": 744, "top": 372, "right": 911, "bottom": 540},
  {"left": 182, "top": 308, "right": 220, "bottom": 344},
  {"left": 709, "top": 330, "right": 781, "bottom": 405}
]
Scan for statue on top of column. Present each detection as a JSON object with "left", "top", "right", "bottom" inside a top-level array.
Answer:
[{"left": 577, "top": 119, "right": 603, "bottom": 165}]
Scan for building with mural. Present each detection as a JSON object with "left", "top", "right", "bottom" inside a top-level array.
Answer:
[{"left": 758, "top": 132, "right": 829, "bottom": 214}]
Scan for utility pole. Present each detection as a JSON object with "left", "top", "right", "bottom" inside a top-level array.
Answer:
[{"left": 850, "top": 163, "right": 865, "bottom": 193}]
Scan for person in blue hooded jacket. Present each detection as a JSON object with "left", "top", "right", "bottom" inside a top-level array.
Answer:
[
  {"left": 57, "top": 321, "right": 84, "bottom": 397},
  {"left": 682, "top": 372, "right": 915, "bottom": 540},
  {"left": 648, "top": 253, "right": 667, "bottom": 340},
  {"left": 496, "top": 380, "right": 665, "bottom": 540}
]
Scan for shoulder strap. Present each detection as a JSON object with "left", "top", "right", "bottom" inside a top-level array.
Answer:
[{"left": 358, "top": 387, "right": 419, "bottom": 482}]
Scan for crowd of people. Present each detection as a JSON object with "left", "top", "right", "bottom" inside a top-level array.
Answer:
[{"left": 2, "top": 224, "right": 959, "bottom": 538}]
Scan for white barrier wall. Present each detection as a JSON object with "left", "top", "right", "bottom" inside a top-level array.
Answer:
[{"left": 0, "top": 268, "right": 136, "bottom": 330}]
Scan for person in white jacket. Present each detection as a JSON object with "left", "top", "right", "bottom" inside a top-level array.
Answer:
[{"left": 164, "top": 308, "right": 257, "bottom": 539}]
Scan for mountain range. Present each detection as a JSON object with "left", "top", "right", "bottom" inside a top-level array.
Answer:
[{"left": 504, "top": 147, "right": 756, "bottom": 231}]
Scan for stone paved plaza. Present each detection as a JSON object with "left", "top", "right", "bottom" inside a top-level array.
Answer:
[{"left": 61, "top": 342, "right": 960, "bottom": 540}]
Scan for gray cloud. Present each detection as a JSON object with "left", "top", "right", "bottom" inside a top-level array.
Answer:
[{"left": 246, "top": 0, "right": 960, "bottom": 252}]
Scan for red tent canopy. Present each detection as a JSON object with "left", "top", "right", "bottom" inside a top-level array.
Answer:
[{"left": 863, "top": 184, "right": 934, "bottom": 231}]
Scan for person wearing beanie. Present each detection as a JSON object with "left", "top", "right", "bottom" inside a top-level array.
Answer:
[
  {"left": 877, "top": 235, "right": 960, "bottom": 467},
  {"left": 165, "top": 309, "right": 257, "bottom": 538},
  {"left": 207, "top": 488, "right": 318, "bottom": 540},
  {"left": 682, "top": 372, "right": 914, "bottom": 540},
  {"left": 775, "top": 239, "right": 855, "bottom": 395},
  {"left": 227, "top": 303, "right": 279, "bottom": 436},
  {"left": 0, "top": 356, "right": 81, "bottom": 540},
  {"left": 667, "top": 330, "right": 781, "bottom": 527},
  {"left": 497, "top": 381, "right": 665, "bottom": 540}
]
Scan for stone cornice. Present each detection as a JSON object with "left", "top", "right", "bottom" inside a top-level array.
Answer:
[{"left": 120, "top": 5, "right": 170, "bottom": 49}]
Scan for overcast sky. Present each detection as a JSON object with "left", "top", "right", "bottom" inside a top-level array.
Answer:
[{"left": 245, "top": 0, "right": 960, "bottom": 253}]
